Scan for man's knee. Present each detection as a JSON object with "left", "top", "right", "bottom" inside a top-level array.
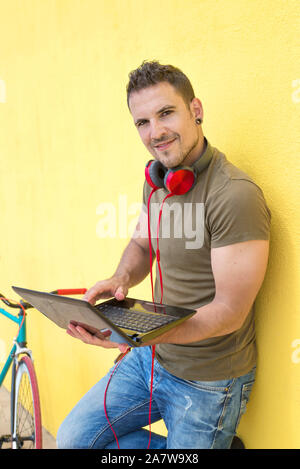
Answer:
[
  {"left": 56, "top": 414, "right": 110, "bottom": 449},
  {"left": 56, "top": 418, "right": 80, "bottom": 449}
]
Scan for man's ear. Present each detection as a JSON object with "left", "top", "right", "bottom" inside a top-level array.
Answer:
[{"left": 190, "top": 97, "right": 204, "bottom": 122}]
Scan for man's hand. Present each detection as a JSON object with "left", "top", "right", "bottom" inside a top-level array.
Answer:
[
  {"left": 65, "top": 275, "right": 131, "bottom": 352},
  {"left": 66, "top": 322, "right": 130, "bottom": 353},
  {"left": 83, "top": 275, "right": 130, "bottom": 305}
]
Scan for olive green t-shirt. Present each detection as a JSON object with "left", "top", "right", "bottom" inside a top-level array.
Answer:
[{"left": 142, "top": 139, "right": 271, "bottom": 381}]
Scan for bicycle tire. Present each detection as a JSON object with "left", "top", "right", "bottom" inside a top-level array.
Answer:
[{"left": 12, "top": 355, "right": 42, "bottom": 449}]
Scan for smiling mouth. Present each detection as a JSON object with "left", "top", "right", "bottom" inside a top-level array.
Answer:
[{"left": 154, "top": 138, "right": 177, "bottom": 151}]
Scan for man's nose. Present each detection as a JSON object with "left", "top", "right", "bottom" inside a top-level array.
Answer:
[{"left": 149, "top": 119, "right": 168, "bottom": 142}]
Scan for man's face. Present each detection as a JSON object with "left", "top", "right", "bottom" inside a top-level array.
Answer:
[{"left": 129, "top": 82, "right": 203, "bottom": 168}]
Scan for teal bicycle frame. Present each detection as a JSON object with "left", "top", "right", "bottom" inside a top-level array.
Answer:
[
  {"left": 1, "top": 288, "right": 86, "bottom": 448},
  {"left": 0, "top": 305, "right": 26, "bottom": 387},
  {"left": 0, "top": 287, "right": 87, "bottom": 387}
]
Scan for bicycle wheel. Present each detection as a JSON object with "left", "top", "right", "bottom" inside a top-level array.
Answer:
[{"left": 12, "top": 355, "right": 42, "bottom": 449}]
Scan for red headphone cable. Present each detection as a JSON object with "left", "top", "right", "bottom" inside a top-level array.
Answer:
[
  {"left": 155, "top": 193, "right": 175, "bottom": 303},
  {"left": 146, "top": 190, "right": 175, "bottom": 449},
  {"left": 146, "top": 187, "right": 158, "bottom": 449},
  {"left": 103, "top": 189, "right": 175, "bottom": 450},
  {"left": 103, "top": 347, "right": 131, "bottom": 449},
  {"left": 103, "top": 189, "right": 157, "bottom": 450},
  {"left": 147, "top": 188, "right": 157, "bottom": 303}
]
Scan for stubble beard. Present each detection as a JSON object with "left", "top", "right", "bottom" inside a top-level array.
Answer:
[{"left": 156, "top": 135, "right": 200, "bottom": 168}]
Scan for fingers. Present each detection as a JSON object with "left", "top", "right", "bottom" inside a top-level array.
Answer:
[
  {"left": 83, "top": 278, "right": 129, "bottom": 304},
  {"left": 82, "top": 283, "right": 104, "bottom": 305},
  {"left": 114, "top": 285, "right": 127, "bottom": 301},
  {"left": 67, "top": 323, "right": 105, "bottom": 346},
  {"left": 82, "top": 279, "right": 114, "bottom": 304},
  {"left": 118, "top": 343, "right": 130, "bottom": 353},
  {"left": 66, "top": 323, "right": 128, "bottom": 351}
]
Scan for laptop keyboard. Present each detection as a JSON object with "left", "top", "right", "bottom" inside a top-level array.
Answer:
[{"left": 97, "top": 304, "right": 175, "bottom": 333}]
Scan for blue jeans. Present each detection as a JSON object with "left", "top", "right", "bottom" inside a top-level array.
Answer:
[{"left": 56, "top": 346, "right": 255, "bottom": 449}]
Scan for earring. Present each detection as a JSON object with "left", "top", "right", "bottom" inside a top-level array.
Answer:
[{"left": 195, "top": 118, "right": 202, "bottom": 125}]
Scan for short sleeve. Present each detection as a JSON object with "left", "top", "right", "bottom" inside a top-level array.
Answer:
[
  {"left": 207, "top": 179, "right": 271, "bottom": 248},
  {"left": 142, "top": 180, "right": 148, "bottom": 213},
  {"left": 142, "top": 180, "right": 155, "bottom": 214}
]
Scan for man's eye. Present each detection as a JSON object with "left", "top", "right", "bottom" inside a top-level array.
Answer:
[
  {"left": 137, "top": 121, "right": 147, "bottom": 127},
  {"left": 161, "top": 110, "right": 172, "bottom": 117}
]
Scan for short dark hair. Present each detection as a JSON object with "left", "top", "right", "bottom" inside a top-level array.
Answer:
[{"left": 126, "top": 60, "right": 195, "bottom": 109}]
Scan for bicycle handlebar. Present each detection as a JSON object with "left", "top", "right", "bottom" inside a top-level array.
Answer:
[
  {"left": 0, "top": 288, "right": 87, "bottom": 310},
  {"left": 51, "top": 288, "right": 87, "bottom": 296}
]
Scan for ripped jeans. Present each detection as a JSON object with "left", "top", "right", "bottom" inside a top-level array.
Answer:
[{"left": 56, "top": 346, "right": 255, "bottom": 449}]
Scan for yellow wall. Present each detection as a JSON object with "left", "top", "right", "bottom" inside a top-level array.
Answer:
[{"left": 0, "top": 0, "right": 299, "bottom": 449}]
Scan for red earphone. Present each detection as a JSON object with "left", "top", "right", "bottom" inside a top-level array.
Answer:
[
  {"left": 145, "top": 160, "right": 198, "bottom": 307},
  {"left": 145, "top": 160, "right": 198, "bottom": 195}
]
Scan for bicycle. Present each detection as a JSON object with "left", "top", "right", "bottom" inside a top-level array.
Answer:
[{"left": 0, "top": 288, "right": 86, "bottom": 449}]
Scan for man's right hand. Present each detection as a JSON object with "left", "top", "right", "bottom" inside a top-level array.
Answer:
[{"left": 82, "top": 275, "right": 130, "bottom": 305}]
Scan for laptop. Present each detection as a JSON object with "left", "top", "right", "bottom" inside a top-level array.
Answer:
[{"left": 12, "top": 286, "right": 196, "bottom": 347}]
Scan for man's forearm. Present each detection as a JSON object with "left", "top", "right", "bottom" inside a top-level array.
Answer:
[
  {"left": 146, "top": 299, "right": 247, "bottom": 346},
  {"left": 113, "top": 238, "right": 154, "bottom": 289}
]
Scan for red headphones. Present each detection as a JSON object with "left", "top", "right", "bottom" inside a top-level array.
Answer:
[{"left": 145, "top": 160, "right": 198, "bottom": 195}]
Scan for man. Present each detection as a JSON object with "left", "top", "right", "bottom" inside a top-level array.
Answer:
[{"left": 56, "top": 61, "right": 271, "bottom": 449}]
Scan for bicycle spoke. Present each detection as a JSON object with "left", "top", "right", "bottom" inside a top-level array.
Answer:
[{"left": 15, "top": 373, "right": 35, "bottom": 448}]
